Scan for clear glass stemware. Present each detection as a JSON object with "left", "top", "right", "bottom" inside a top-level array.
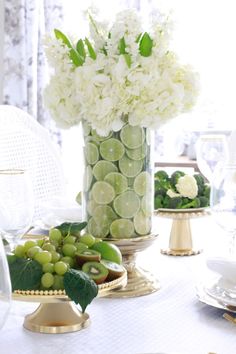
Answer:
[
  {"left": 0, "top": 169, "right": 34, "bottom": 249},
  {"left": 196, "top": 134, "right": 229, "bottom": 182},
  {"left": 0, "top": 235, "right": 11, "bottom": 330},
  {"left": 210, "top": 163, "right": 236, "bottom": 257}
]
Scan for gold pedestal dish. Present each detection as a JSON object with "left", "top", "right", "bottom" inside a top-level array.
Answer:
[
  {"left": 156, "top": 208, "right": 209, "bottom": 256},
  {"left": 105, "top": 234, "right": 160, "bottom": 298},
  {"left": 13, "top": 271, "right": 127, "bottom": 334}
]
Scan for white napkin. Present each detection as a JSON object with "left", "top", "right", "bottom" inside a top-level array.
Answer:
[{"left": 206, "top": 256, "right": 236, "bottom": 284}]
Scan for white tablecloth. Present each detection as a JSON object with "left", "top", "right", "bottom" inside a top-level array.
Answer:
[{"left": 1, "top": 215, "right": 234, "bottom": 354}]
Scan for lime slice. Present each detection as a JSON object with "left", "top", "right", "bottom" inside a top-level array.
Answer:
[
  {"left": 93, "top": 205, "right": 118, "bottom": 226},
  {"left": 104, "top": 172, "right": 128, "bottom": 195},
  {"left": 126, "top": 143, "right": 147, "bottom": 160},
  {"left": 88, "top": 217, "right": 110, "bottom": 238},
  {"left": 134, "top": 171, "right": 152, "bottom": 196},
  {"left": 84, "top": 142, "right": 99, "bottom": 165},
  {"left": 91, "top": 181, "right": 115, "bottom": 204},
  {"left": 110, "top": 219, "right": 134, "bottom": 238},
  {"left": 86, "top": 199, "right": 99, "bottom": 216},
  {"left": 91, "top": 129, "right": 112, "bottom": 142},
  {"left": 127, "top": 177, "right": 134, "bottom": 188},
  {"left": 119, "top": 155, "right": 143, "bottom": 178},
  {"left": 82, "top": 121, "right": 91, "bottom": 137},
  {"left": 100, "top": 138, "right": 125, "bottom": 161},
  {"left": 120, "top": 124, "right": 145, "bottom": 149},
  {"left": 141, "top": 194, "right": 153, "bottom": 217},
  {"left": 113, "top": 190, "right": 140, "bottom": 218},
  {"left": 83, "top": 165, "right": 93, "bottom": 192},
  {"left": 85, "top": 136, "right": 99, "bottom": 147},
  {"left": 134, "top": 210, "right": 151, "bottom": 235},
  {"left": 93, "top": 160, "right": 118, "bottom": 180}
]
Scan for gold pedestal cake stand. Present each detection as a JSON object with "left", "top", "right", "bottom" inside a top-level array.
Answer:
[
  {"left": 105, "top": 234, "right": 160, "bottom": 298},
  {"left": 12, "top": 271, "right": 127, "bottom": 334},
  {"left": 156, "top": 208, "right": 209, "bottom": 256}
]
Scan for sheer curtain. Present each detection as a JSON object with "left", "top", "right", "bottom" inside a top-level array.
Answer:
[{"left": 2, "top": 0, "right": 63, "bottom": 142}]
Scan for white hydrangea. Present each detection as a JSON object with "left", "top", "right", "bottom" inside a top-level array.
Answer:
[
  {"left": 175, "top": 175, "right": 198, "bottom": 199},
  {"left": 43, "top": 8, "right": 199, "bottom": 133}
]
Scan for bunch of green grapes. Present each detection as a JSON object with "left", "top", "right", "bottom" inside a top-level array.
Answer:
[{"left": 13, "top": 229, "right": 98, "bottom": 290}]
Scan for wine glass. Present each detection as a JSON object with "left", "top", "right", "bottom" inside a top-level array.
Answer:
[
  {"left": 210, "top": 163, "right": 236, "bottom": 257},
  {"left": 0, "top": 234, "right": 11, "bottom": 330},
  {"left": 196, "top": 134, "right": 229, "bottom": 182},
  {"left": 0, "top": 169, "right": 34, "bottom": 249}
]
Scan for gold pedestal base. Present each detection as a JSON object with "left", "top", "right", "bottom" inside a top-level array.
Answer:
[
  {"left": 105, "top": 234, "right": 160, "bottom": 298},
  {"left": 156, "top": 209, "right": 209, "bottom": 257},
  {"left": 23, "top": 302, "right": 90, "bottom": 334}
]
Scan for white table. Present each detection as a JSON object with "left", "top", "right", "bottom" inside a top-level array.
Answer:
[{"left": 1, "top": 215, "right": 235, "bottom": 354}]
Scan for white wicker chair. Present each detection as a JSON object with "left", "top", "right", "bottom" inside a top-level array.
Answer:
[{"left": 0, "top": 105, "right": 66, "bottom": 223}]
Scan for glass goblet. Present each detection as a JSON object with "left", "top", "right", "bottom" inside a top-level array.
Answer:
[
  {"left": 0, "top": 169, "right": 34, "bottom": 249},
  {"left": 210, "top": 163, "right": 236, "bottom": 257},
  {"left": 0, "top": 235, "right": 11, "bottom": 330},
  {"left": 196, "top": 134, "right": 229, "bottom": 182}
]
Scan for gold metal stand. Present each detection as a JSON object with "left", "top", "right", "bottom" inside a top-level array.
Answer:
[
  {"left": 104, "top": 234, "right": 160, "bottom": 297},
  {"left": 13, "top": 271, "right": 127, "bottom": 334},
  {"left": 156, "top": 209, "right": 209, "bottom": 256}
]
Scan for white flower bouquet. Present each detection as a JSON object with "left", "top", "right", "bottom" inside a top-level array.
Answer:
[
  {"left": 44, "top": 9, "right": 200, "bottom": 239},
  {"left": 44, "top": 8, "right": 199, "bottom": 136}
]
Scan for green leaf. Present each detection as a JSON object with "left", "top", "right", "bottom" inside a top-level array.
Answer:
[
  {"left": 136, "top": 33, "right": 142, "bottom": 43},
  {"left": 139, "top": 32, "right": 153, "bottom": 57},
  {"left": 123, "top": 53, "right": 132, "bottom": 68},
  {"left": 64, "top": 269, "right": 98, "bottom": 313},
  {"left": 55, "top": 221, "right": 87, "bottom": 237},
  {"left": 76, "top": 39, "right": 86, "bottom": 59},
  {"left": 69, "top": 48, "right": 84, "bottom": 67},
  {"left": 118, "top": 37, "right": 126, "bottom": 54},
  {"left": 54, "top": 29, "right": 72, "bottom": 48},
  {"left": 8, "top": 258, "right": 43, "bottom": 291},
  {"left": 85, "top": 37, "right": 97, "bottom": 60}
]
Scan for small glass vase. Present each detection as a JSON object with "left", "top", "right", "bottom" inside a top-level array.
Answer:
[{"left": 82, "top": 121, "right": 153, "bottom": 239}]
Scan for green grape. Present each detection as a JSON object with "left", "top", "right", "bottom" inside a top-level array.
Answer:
[
  {"left": 79, "top": 233, "right": 96, "bottom": 247},
  {"left": 60, "top": 256, "right": 74, "bottom": 268},
  {"left": 24, "top": 240, "right": 37, "bottom": 252},
  {"left": 34, "top": 250, "right": 52, "bottom": 265},
  {"left": 52, "top": 275, "right": 64, "bottom": 290},
  {"left": 42, "top": 262, "right": 54, "bottom": 273},
  {"left": 27, "top": 246, "right": 41, "bottom": 259},
  {"left": 42, "top": 243, "right": 56, "bottom": 252},
  {"left": 54, "top": 261, "right": 68, "bottom": 275},
  {"left": 64, "top": 235, "right": 76, "bottom": 244},
  {"left": 62, "top": 244, "right": 77, "bottom": 257},
  {"left": 50, "top": 251, "right": 61, "bottom": 263},
  {"left": 14, "top": 244, "right": 25, "bottom": 258},
  {"left": 36, "top": 239, "right": 45, "bottom": 247},
  {"left": 49, "top": 228, "right": 62, "bottom": 243},
  {"left": 41, "top": 272, "right": 54, "bottom": 288},
  {"left": 74, "top": 242, "right": 88, "bottom": 252}
]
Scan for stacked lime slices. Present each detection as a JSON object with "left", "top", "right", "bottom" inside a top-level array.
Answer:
[{"left": 82, "top": 123, "right": 153, "bottom": 238}]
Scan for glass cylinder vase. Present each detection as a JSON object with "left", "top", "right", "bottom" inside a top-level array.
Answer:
[{"left": 82, "top": 122, "right": 153, "bottom": 239}]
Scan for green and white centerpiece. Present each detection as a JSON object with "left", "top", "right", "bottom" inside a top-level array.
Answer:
[{"left": 44, "top": 8, "right": 199, "bottom": 239}]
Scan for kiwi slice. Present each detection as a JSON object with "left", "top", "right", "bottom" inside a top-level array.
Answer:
[
  {"left": 75, "top": 249, "right": 101, "bottom": 266},
  {"left": 100, "top": 259, "right": 125, "bottom": 280},
  {"left": 82, "top": 261, "right": 109, "bottom": 284}
]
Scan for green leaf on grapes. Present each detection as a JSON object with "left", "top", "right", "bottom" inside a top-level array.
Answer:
[
  {"left": 139, "top": 32, "right": 153, "bottom": 57},
  {"left": 55, "top": 221, "right": 87, "bottom": 237},
  {"left": 8, "top": 258, "right": 43, "bottom": 291},
  {"left": 64, "top": 268, "right": 98, "bottom": 312}
]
